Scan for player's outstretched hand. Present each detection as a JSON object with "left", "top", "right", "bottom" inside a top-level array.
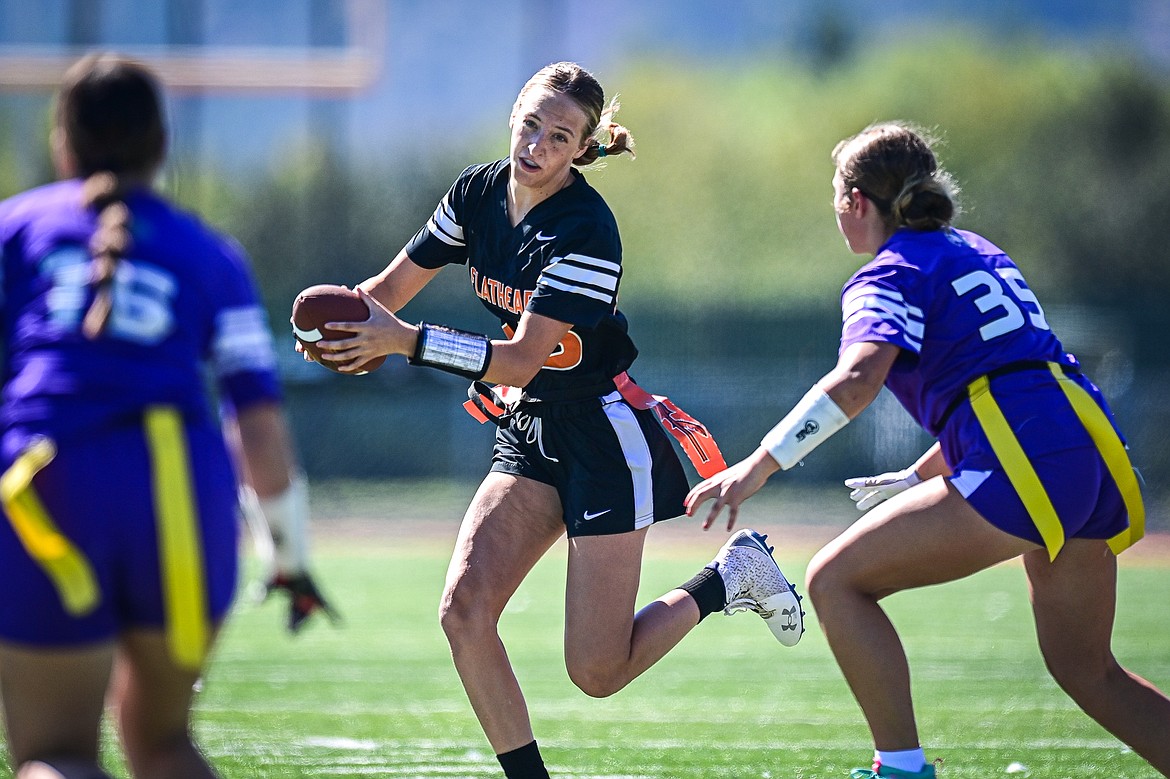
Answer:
[
  {"left": 685, "top": 447, "right": 781, "bottom": 531},
  {"left": 265, "top": 571, "right": 340, "bottom": 633},
  {"left": 844, "top": 467, "right": 921, "bottom": 511}
]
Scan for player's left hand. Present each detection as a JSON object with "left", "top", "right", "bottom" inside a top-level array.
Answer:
[
  {"left": 265, "top": 571, "right": 341, "bottom": 633},
  {"left": 685, "top": 447, "right": 781, "bottom": 531},
  {"left": 318, "top": 287, "right": 406, "bottom": 373},
  {"left": 844, "top": 467, "right": 921, "bottom": 511}
]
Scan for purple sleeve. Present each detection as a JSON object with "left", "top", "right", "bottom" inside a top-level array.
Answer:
[
  {"left": 207, "top": 237, "right": 282, "bottom": 412},
  {"left": 839, "top": 263, "right": 925, "bottom": 356}
]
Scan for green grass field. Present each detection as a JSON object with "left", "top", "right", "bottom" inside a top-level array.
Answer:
[{"left": 4, "top": 483, "right": 1169, "bottom": 778}]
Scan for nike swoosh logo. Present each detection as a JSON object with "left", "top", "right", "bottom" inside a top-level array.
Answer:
[
  {"left": 535, "top": 231, "right": 556, "bottom": 241},
  {"left": 583, "top": 509, "right": 611, "bottom": 521}
]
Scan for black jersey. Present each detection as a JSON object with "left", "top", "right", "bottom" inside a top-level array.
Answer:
[{"left": 406, "top": 160, "right": 638, "bottom": 399}]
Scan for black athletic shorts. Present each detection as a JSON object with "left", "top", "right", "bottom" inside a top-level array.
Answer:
[{"left": 490, "top": 390, "right": 690, "bottom": 537}]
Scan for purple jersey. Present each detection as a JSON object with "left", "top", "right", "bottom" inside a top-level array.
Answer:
[
  {"left": 838, "top": 227, "right": 1139, "bottom": 556},
  {"left": 839, "top": 228, "right": 1073, "bottom": 437},
  {"left": 0, "top": 179, "right": 281, "bottom": 445}
]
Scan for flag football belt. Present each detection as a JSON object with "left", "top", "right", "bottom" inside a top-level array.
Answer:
[
  {"left": 464, "top": 377, "right": 620, "bottom": 424},
  {"left": 143, "top": 405, "right": 212, "bottom": 670},
  {"left": 936, "top": 359, "right": 1079, "bottom": 431},
  {"left": 464, "top": 381, "right": 517, "bottom": 427},
  {"left": 0, "top": 436, "right": 101, "bottom": 617},
  {"left": 0, "top": 408, "right": 212, "bottom": 669},
  {"left": 964, "top": 361, "right": 1144, "bottom": 559},
  {"left": 463, "top": 372, "right": 727, "bottom": 479}
]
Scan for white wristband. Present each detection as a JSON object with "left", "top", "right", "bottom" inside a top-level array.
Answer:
[
  {"left": 238, "top": 483, "right": 275, "bottom": 572},
  {"left": 761, "top": 386, "right": 850, "bottom": 470},
  {"left": 257, "top": 473, "right": 310, "bottom": 574}
]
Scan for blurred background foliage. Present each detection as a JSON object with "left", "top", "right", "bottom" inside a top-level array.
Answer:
[
  {"left": 186, "top": 34, "right": 1170, "bottom": 520},
  {"left": 2, "top": 30, "right": 1168, "bottom": 519},
  {"left": 175, "top": 33, "right": 1170, "bottom": 322}
]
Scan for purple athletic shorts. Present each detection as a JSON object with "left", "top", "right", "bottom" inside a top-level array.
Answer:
[
  {"left": 0, "top": 421, "right": 239, "bottom": 646},
  {"left": 943, "top": 384, "right": 1130, "bottom": 549},
  {"left": 950, "top": 444, "right": 1128, "bottom": 547}
]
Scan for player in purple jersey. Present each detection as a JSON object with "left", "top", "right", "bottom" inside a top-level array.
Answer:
[
  {"left": 0, "top": 54, "right": 330, "bottom": 779},
  {"left": 686, "top": 122, "right": 1169, "bottom": 778},
  {"left": 307, "top": 62, "right": 803, "bottom": 778}
]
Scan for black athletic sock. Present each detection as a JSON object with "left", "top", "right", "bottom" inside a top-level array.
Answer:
[
  {"left": 677, "top": 565, "right": 726, "bottom": 621},
  {"left": 497, "top": 740, "right": 551, "bottom": 779}
]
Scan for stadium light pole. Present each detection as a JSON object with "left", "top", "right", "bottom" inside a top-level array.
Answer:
[{"left": 166, "top": 0, "right": 207, "bottom": 206}]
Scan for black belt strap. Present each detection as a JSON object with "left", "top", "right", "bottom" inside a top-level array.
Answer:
[
  {"left": 464, "top": 378, "right": 619, "bottom": 427},
  {"left": 936, "top": 360, "right": 1079, "bottom": 431}
]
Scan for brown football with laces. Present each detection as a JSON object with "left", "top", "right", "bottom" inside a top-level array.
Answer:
[{"left": 290, "top": 284, "right": 386, "bottom": 374}]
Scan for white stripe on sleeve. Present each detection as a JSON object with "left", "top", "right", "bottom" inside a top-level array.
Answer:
[
  {"left": 842, "top": 284, "right": 924, "bottom": 349},
  {"left": 426, "top": 196, "right": 465, "bottom": 247},
  {"left": 538, "top": 254, "right": 619, "bottom": 304},
  {"left": 212, "top": 305, "right": 278, "bottom": 376}
]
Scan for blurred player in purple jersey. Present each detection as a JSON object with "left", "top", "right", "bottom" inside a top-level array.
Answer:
[
  {"left": 686, "top": 122, "right": 1169, "bottom": 779},
  {"left": 307, "top": 62, "right": 802, "bottom": 778},
  {"left": 0, "top": 53, "right": 332, "bottom": 779}
]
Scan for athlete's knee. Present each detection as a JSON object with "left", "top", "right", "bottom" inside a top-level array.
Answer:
[
  {"left": 1040, "top": 640, "right": 1117, "bottom": 700},
  {"left": 438, "top": 582, "right": 497, "bottom": 647},
  {"left": 805, "top": 546, "right": 845, "bottom": 610},
  {"left": 565, "top": 654, "right": 630, "bottom": 698},
  {"left": 806, "top": 543, "right": 892, "bottom": 610}
]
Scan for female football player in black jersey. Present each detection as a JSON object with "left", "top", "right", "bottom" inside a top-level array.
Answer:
[{"left": 310, "top": 62, "right": 804, "bottom": 778}]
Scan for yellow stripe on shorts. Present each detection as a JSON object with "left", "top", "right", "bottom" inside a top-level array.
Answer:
[
  {"left": 0, "top": 437, "right": 101, "bottom": 615},
  {"left": 966, "top": 375, "right": 1066, "bottom": 561},
  {"left": 1046, "top": 363, "right": 1145, "bottom": 554},
  {"left": 145, "top": 406, "right": 210, "bottom": 671}
]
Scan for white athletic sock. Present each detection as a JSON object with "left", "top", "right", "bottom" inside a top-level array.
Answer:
[{"left": 875, "top": 748, "right": 926, "bottom": 773}]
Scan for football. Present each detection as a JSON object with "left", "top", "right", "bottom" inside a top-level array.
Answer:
[{"left": 290, "top": 284, "right": 386, "bottom": 374}]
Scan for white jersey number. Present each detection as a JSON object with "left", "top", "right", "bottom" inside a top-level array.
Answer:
[
  {"left": 42, "top": 247, "right": 177, "bottom": 345},
  {"left": 951, "top": 267, "right": 1049, "bottom": 342}
]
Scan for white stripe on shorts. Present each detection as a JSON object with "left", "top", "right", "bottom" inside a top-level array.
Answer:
[
  {"left": 950, "top": 468, "right": 992, "bottom": 499},
  {"left": 601, "top": 392, "right": 655, "bottom": 528}
]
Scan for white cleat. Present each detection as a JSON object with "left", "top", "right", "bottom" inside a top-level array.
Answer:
[{"left": 707, "top": 528, "right": 805, "bottom": 646}]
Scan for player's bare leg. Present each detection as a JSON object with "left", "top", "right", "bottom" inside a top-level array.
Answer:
[
  {"left": 0, "top": 642, "right": 113, "bottom": 778},
  {"left": 562, "top": 528, "right": 699, "bottom": 698},
  {"left": 111, "top": 629, "right": 220, "bottom": 778},
  {"left": 805, "top": 477, "right": 1035, "bottom": 751},
  {"left": 439, "top": 473, "right": 565, "bottom": 755},
  {"left": 1025, "top": 539, "right": 1170, "bottom": 774}
]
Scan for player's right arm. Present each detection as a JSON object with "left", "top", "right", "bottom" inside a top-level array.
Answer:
[
  {"left": 844, "top": 442, "right": 949, "bottom": 511},
  {"left": 685, "top": 341, "right": 901, "bottom": 530},
  {"left": 294, "top": 249, "right": 437, "bottom": 367},
  {"left": 363, "top": 165, "right": 480, "bottom": 312},
  {"left": 898, "top": 442, "right": 949, "bottom": 481},
  {"left": 315, "top": 171, "right": 468, "bottom": 369},
  {"left": 358, "top": 248, "right": 441, "bottom": 313}
]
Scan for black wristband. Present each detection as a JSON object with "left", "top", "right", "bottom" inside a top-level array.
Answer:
[{"left": 409, "top": 322, "right": 492, "bottom": 380}]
